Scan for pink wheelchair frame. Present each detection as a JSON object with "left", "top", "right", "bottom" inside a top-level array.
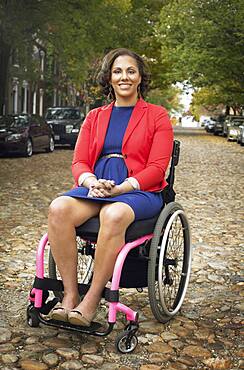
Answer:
[{"left": 30, "top": 232, "right": 153, "bottom": 320}]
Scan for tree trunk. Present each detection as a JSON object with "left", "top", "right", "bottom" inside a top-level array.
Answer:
[{"left": 0, "top": 36, "right": 11, "bottom": 115}]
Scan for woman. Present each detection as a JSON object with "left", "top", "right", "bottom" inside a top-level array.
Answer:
[{"left": 48, "top": 48, "right": 173, "bottom": 326}]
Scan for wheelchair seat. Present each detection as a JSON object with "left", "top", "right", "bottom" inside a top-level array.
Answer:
[{"left": 76, "top": 214, "right": 159, "bottom": 243}]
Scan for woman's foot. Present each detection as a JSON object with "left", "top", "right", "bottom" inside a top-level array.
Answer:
[
  {"left": 50, "top": 294, "right": 80, "bottom": 322},
  {"left": 68, "top": 309, "right": 96, "bottom": 327},
  {"left": 68, "top": 294, "right": 99, "bottom": 327},
  {"left": 50, "top": 304, "right": 69, "bottom": 322}
]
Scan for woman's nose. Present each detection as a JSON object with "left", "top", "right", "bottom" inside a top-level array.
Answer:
[{"left": 121, "top": 71, "right": 128, "bottom": 80}]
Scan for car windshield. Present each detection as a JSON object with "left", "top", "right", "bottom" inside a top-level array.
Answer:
[
  {"left": 0, "top": 115, "right": 28, "bottom": 128},
  {"left": 46, "top": 108, "right": 80, "bottom": 120},
  {"left": 232, "top": 120, "right": 244, "bottom": 126}
]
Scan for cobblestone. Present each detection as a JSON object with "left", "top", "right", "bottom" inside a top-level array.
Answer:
[{"left": 0, "top": 128, "right": 243, "bottom": 369}]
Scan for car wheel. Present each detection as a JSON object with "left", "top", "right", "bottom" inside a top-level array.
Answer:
[
  {"left": 46, "top": 136, "right": 55, "bottom": 152},
  {"left": 25, "top": 138, "right": 33, "bottom": 157}
]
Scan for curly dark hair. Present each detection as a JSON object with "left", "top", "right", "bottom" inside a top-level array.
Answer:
[{"left": 97, "top": 48, "right": 150, "bottom": 100}]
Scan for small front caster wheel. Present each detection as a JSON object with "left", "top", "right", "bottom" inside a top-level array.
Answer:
[
  {"left": 115, "top": 330, "right": 138, "bottom": 353},
  {"left": 27, "top": 306, "right": 40, "bottom": 327}
]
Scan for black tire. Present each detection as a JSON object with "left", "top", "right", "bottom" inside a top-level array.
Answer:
[
  {"left": 148, "top": 202, "right": 191, "bottom": 323},
  {"left": 46, "top": 136, "right": 55, "bottom": 152},
  {"left": 25, "top": 138, "right": 33, "bottom": 157},
  {"left": 115, "top": 331, "right": 138, "bottom": 353},
  {"left": 48, "top": 236, "right": 94, "bottom": 300}
]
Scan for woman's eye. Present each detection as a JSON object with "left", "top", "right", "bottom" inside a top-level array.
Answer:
[{"left": 113, "top": 70, "right": 121, "bottom": 74}]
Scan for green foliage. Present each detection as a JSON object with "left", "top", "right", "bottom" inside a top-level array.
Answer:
[
  {"left": 0, "top": 0, "right": 181, "bottom": 112},
  {"left": 156, "top": 0, "right": 244, "bottom": 109},
  {"left": 147, "top": 86, "right": 184, "bottom": 113}
]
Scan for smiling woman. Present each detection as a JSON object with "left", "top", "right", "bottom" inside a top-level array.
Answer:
[{"left": 47, "top": 48, "right": 173, "bottom": 327}]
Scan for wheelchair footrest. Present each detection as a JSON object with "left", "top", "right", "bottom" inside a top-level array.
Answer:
[
  {"left": 38, "top": 313, "right": 114, "bottom": 336},
  {"left": 44, "top": 317, "right": 103, "bottom": 333}
]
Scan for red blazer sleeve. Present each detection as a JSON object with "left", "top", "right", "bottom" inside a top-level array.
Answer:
[
  {"left": 72, "top": 109, "right": 94, "bottom": 183},
  {"left": 133, "top": 107, "right": 173, "bottom": 191}
]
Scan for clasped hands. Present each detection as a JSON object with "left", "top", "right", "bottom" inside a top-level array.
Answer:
[{"left": 87, "top": 178, "right": 121, "bottom": 198}]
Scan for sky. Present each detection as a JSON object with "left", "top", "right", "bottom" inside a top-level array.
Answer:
[{"left": 176, "top": 82, "right": 194, "bottom": 111}]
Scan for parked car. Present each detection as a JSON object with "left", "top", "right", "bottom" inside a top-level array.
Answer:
[
  {"left": 223, "top": 115, "right": 244, "bottom": 137},
  {"left": 213, "top": 115, "right": 225, "bottom": 136},
  {"left": 45, "top": 107, "right": 84, "bottom": 148},
  {"left": 227, "top": 119, "right": 244, "bottom": 141},
  {"left": 237, "top": 125, "right": 244, "bottom": 146},
  {"left": 201, "top": 118, "right": 210, "bottom": 128},
  {"left": 204, "top": 117, "right": 217, "bottom": 133},
  {"left": 213, "top": 121, "right": 224, "bottom": 135},
  {"left": 0, "top": 114, "right": 54, "bottom": 157},
  {"left": 200, "top": 116, "right": 211, "bottom": 127}
]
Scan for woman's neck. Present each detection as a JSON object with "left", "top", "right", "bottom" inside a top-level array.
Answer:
[{"left": 114, "top": 96, "right": 139, "bottom": 107}]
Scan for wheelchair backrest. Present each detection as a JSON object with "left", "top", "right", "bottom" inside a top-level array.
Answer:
[{"left": 163, "top": 140, "right": 180, "bottom": 204}]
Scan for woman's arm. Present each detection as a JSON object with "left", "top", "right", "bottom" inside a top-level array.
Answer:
[
  {"left": 72, "top": 110, "right": 95, "bottom": 185},
  {"left": 133, "top": 109, "right": 173, "bottom": 191}
]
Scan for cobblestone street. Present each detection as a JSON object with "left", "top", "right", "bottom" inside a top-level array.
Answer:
[{"left": 0, "top": 128, "right": 243, "bottom": 370}]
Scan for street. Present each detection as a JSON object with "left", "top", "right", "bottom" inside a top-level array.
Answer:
[{"left": 0, "top": 128, "right": 243, "bottom": 369}]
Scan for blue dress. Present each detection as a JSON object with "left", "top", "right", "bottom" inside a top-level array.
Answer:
[{"left": 63, "top": 106, "right": 163, "bottom": 220}]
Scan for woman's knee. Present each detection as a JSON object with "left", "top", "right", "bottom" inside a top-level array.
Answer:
[
  {"left": 100, "top": 204, "right": 134, "bottom": 234},
  {"left": 48, "top": 196, "right": 72, "bottom": 225}
]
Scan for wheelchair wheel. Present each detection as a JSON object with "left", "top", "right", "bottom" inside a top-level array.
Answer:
[
  {"left": 27, "top": 305, "right": 40, "bottom": 327},
  {"left": 48, "top": 237, "right": 94, "bottom": 300},
  {"left": 115, "top": 330, "right": 138, "bottom": 353},
  {"left": 148, "top": 202, "right": 191, "bottom": 323}
]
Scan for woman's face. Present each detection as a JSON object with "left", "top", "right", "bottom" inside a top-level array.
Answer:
[{"left": 110, "top": 55, "right": 142, "bottom": 101}]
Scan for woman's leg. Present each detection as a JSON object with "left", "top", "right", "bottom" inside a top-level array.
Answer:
[
  {"left": 48, "top": 196, "right": 101, "bottom": 310},
  {"left": 72, "top": 202, "right": 135, "bottom": 321}
]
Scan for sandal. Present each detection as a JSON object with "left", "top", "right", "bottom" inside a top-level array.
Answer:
[
  {"left": 50, "top": 306, "right": 69, "bottom": 322},
  {"left": 68, "top": 310, "right": 95, "bottom": 327}
]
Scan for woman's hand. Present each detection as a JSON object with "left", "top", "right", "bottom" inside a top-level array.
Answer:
[
  {"left": 87, "top": 179, "right": 116, "bottom": 198},
  {"left": 88, "top": 180, "right": 134, "bottom": 198}
]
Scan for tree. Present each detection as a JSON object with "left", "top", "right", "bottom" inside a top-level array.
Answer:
[
  {"left": 0, "top": 0, "right": 132, "bottom": 113},
  {"left": 0, "top": 0, "right": 62, "bottom": 113},
  {"left": 147, "top": 86, "right": 184, "bottom": 113},
  {"left": 156, "top": 0, "right": 244, "bottom": 111},
  {"left": 1, "top": 0, "right": 182, "bottom": 114}
]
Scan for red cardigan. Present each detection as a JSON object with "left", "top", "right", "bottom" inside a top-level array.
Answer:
[{"left": 72, "top": 98, "right": 173, "bottom": 192}]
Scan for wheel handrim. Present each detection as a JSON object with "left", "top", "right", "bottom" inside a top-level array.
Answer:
[{"left": 158, "top": 210, "right": 191, "bottom": 316}]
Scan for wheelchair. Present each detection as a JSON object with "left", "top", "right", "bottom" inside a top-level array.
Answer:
[{"left": 27, "top": 139, "right": 191, "bottom": 353}]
